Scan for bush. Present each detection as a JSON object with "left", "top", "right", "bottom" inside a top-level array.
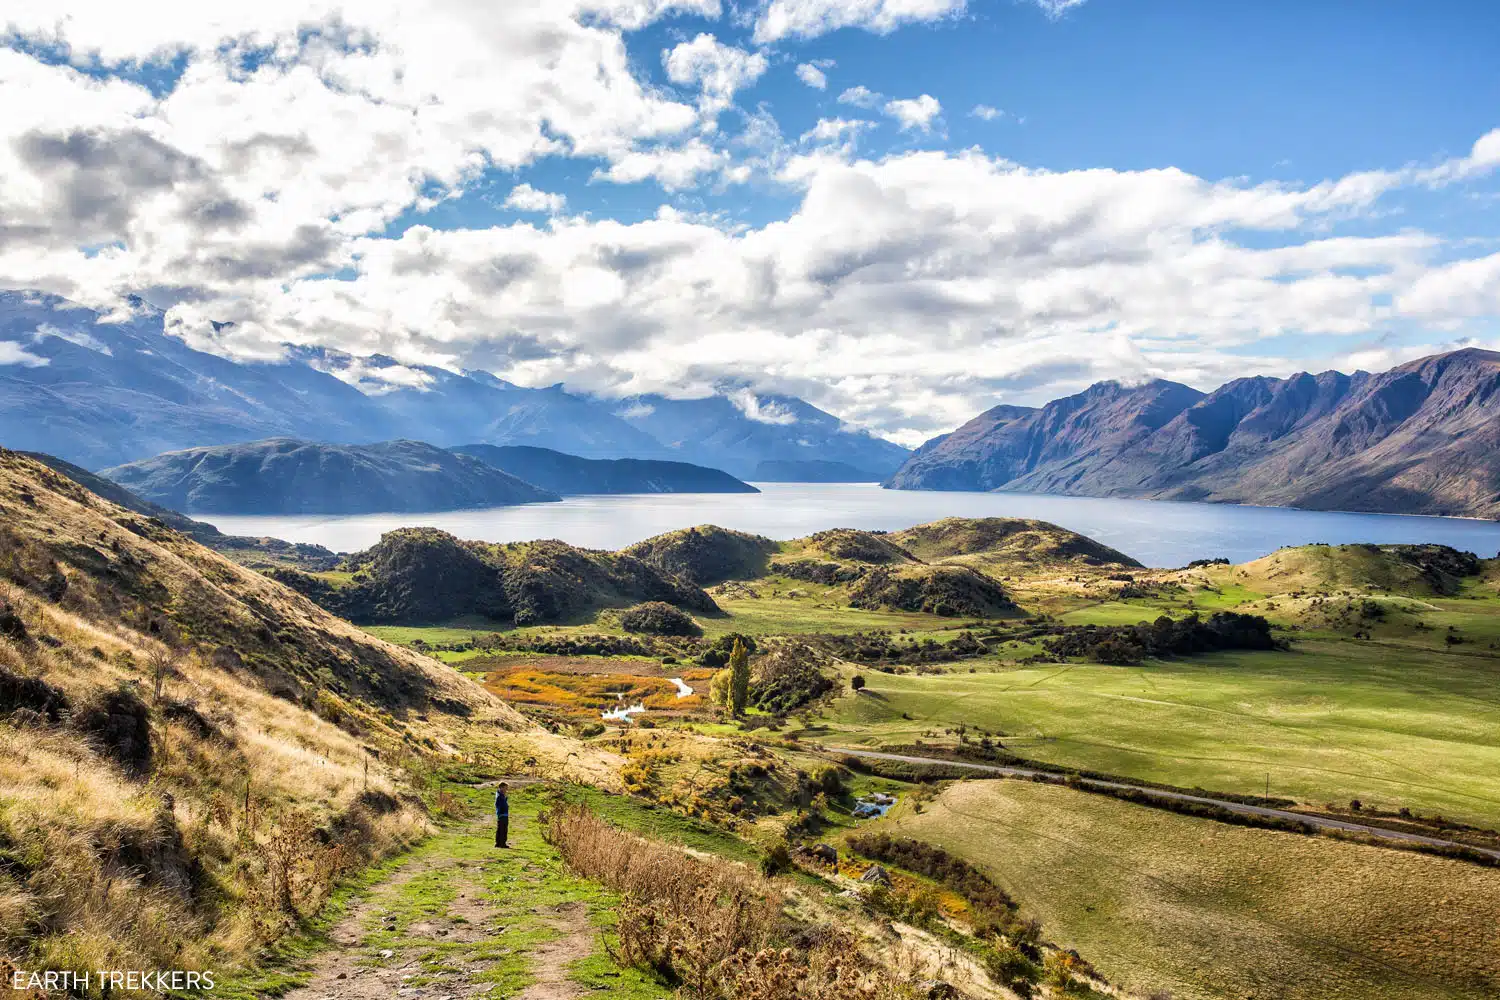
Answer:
[
  {"left": 619, "top": 601, "right": 701, "bottom": 636},
  {"left": 851, "top": 675, "right": 865, "bottom": 691}
]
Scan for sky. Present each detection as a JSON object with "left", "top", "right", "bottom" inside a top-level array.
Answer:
[{"left": 2, "top": 0, "right": 1499, "bottom": 446}]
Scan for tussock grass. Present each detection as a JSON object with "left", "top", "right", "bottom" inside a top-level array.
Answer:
[
  {"left": 0, "top": 450, "right": 537, "bottom": 994},
  {"left": 541, "top": 801, "right": 936, "bottom": 1000}
]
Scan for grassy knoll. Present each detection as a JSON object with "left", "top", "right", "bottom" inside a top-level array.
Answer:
[
  {"left": 880, "top": 779, "right": 1500, "bottom": 1000},
  {"left": 824, "top": 640, "right": 1500, "bottom": 826}
]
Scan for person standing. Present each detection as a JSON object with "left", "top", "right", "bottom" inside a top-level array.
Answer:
[{"left": 494, "top": 782, "right": 509, "bottom": 848}]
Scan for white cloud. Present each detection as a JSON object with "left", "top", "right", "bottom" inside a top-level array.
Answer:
[
  {"left": 3, "top": 2, "right": 1500, "bottom": 446},
  {"left": 729, "top": 388, "right": 799, "bottom": 424},
  {"left": 753, "top": 0, "right": 966, "bottom": 43},
  {"left": 970, "top": 104, "right": 1002, "bottom": 121},
  {"left": 0, "top": 341, "right": 49, "bottom": 367},
  {"left": 795, "top": 62, "right": 829, "bottom": 89},
  {"left": 34, "top": 322, "right": 112, "bottom": 354},
  {"left": 503, "top": 184, "right": 567, "bottom": 214},
  {"left": 591, "top": 138, "right": 729, "bottom": 190},
  {"left": 800, "top": 117, "right": 872, "bottom": 143},
  {"left": 884, "top": 94, "right": 941, "bottom": 132},
  {"left": 1032, "top": 0, "right": 1087, "bottom": 17},
  {"left": 837, "top": 85, "right": 883, "bottom": 109},
  {"left": 663, "top": 33, "right": 768, "bottom": 112}
]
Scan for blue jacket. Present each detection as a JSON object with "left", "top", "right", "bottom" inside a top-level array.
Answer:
[{"left": 495, "top": 791, "right": 509, "bottom": 817}]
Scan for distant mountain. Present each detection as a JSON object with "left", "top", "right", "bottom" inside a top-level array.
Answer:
[
  {"left": 610, "top": 392, "right": 910, "bottom": 481},
  {"left": 753, "top": 459, "right": 879, "bottom": 482},
  {"left": 0, "top": 291, "right": 906, "bottom": 476},
  {"left": 887, "top": 349, "right": 1500, "bottom": 519},
  {"left": 102, "top": 439, "right": 560, "bottom": 515},
  {"left": 450, "top": 444, "right": 757, "bottom": 494},
  {"left": 21, "top": 450, "right": 340, "bottom": 567}
]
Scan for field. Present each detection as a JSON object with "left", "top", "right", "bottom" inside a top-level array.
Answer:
[
  {"left": 822, "top": 638, "right": 1500, "bottom": 827},
  {"left": 877, "top": 779, "right": 1500, "bottom": 1000}
]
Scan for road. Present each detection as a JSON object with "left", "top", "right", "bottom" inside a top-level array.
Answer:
[{"left": 826, "top": 746, "right": 1500, "bottom": 862}]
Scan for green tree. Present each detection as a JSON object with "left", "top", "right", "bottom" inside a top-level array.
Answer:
[{"left": 729, "top": 637, "right": 750, "bottom": 715}]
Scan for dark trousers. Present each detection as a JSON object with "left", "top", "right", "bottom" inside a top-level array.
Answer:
[{"left": 495, "top": 815, "right": 508, "bottom": 847}]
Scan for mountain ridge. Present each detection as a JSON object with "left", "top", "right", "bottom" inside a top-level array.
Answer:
[
  {"left": 102, "top": 438, "right": 560, "bottom": 515},
  {"left": 449, "top": 443, "right": 758, "bottom": 495},
  {"left": 887, "top": 348, "right": 1500, "bottom": 518}
]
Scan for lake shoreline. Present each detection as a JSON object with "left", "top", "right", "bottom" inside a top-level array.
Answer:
[{"left": 201, "top": 482, "right": 1500, "bottom": 568}]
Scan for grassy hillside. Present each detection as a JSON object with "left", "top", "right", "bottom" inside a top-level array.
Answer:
[
  {"left": 891, "top": 516, "right": 1143, "bottom": 569},
  {"left": 882, "top": 780, "right": 1500, "bottom": 1000},
  {"left": 1208, "top": 543, "right": 1484, "bottom": 597},
  {"left": 0, "top": 449, "right": 527, "bottom": 983}
]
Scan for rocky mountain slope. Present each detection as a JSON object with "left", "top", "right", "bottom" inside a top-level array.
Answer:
[
  {"left": 887, "top": 349, "right": 1500, "bottom": 518},
  {"left": 0, "top": 291, "right": 907, "bottom": 475},
  {"left": 450, "top": 444, "right": 757, "bottom": 495},
  {"left": 102, "top": 438, "right": 560, "bottom": 515}
]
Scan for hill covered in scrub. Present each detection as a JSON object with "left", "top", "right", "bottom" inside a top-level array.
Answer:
[
  {"left": 103, "top": 438, "right": 560, "bottom": 515},
  {"left": 0, "top": 448, "right": 526, "bottom": 984},
  {"left": 622, "top": 525, "right": 779, "bottom": 585},
  {"left": 450, "top": 444, "right": 757, "bottom": 495},
  {"left": 275, "top": 528, "right": 719, "bottom": 625}
]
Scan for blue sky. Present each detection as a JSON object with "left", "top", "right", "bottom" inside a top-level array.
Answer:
[{"left": 2, "top": 0, "right": 1499, "bottom": 444}]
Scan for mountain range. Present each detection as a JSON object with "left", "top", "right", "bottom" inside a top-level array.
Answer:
[
  {"left": 450, "top": 444, "right": 757, "bottom": 495},
  {"left": 102, "top": 438, "right": 559, "bottom": 515},
  {"left": 0, "top": 291, "right": 909, "bottom": 480},
  {"left": 888, "top": 348, "right": 1500, "bottom": 519}
]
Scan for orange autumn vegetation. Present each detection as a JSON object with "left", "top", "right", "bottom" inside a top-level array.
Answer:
[{"left": 483, "top": 666, "right": 713, "bottom": 722}]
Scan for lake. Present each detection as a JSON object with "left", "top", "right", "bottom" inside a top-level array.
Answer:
[{"left": 201, "top": 483, "right": 1500, "bottom": 568}]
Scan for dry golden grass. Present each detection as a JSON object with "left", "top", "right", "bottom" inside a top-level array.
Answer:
[
  {"left": 887, "top": 779, "right": 1500, "bottom": 1000},
  {"left": 0, "top": 450, "right": 541, "bottom": 993},
  {"left": 542, "top": 801, "right": 942, "bottom": 1000}
]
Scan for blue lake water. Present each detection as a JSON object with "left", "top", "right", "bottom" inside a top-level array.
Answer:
[{"left": 202, "top": 483, "right": 1500, "bottom": 568}]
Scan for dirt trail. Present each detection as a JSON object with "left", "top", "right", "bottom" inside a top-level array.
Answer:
[
  {"left": 280, "top": 780, "right": 586, "bottom": 1000},
  {"left": 515, "top": 902, "right": 593, "bottom": 1000}
]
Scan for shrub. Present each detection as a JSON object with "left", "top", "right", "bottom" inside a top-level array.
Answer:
[
  {"left": 851, "top": 675, "right": 865, "bottom": 691},
  {"left": 620, "top": 601, "right": 701, "bottom": 636}
]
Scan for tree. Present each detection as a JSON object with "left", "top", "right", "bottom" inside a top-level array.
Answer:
[
  {"left": 850, "top": 674, "right": 866, "bottom": 692},
  {"left": 708, "top": 668, "right": 732, "bottom": 707},
  {"left": 728, "top": 637, "right": 750, "bottom": 715}
]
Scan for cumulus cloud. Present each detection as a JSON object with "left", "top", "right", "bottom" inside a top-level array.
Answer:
[
  {"left": 3, "top": 1, "right": 1500, "bottom": 445},
  {"left": 503, "top": 184, "right": 567, "bottom": 214},
  {"left": 663, "top": 33, "right": 768, "bottom": 112},
  {"left": 795, "top": 62, "right": 829, "bottom": 89},
  {"left": 590, "top": 138, "right": 729, "bottom": 190},
  {"left": 970, "top": 104, "right": 1002, "bottom": 121},
  {"left": 753, "top": 0, "right": 966, "bottom": 43},
  {"left": 837, "top": 85, "right": 883, "bottom": 109},
  {"left": 884, "top": 94, "right": 941, "bottom": 132},
  {"left": 800, "top": 117, "right": 872, "bottom": 144}
]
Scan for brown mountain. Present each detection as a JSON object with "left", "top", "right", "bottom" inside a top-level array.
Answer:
[{"left": 886, "top": 349, "right": 1500, "bottom": 518}]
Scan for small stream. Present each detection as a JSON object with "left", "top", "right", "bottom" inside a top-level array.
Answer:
[{"left": 601, "top": 677, "right": 693, "bottom": 723}]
